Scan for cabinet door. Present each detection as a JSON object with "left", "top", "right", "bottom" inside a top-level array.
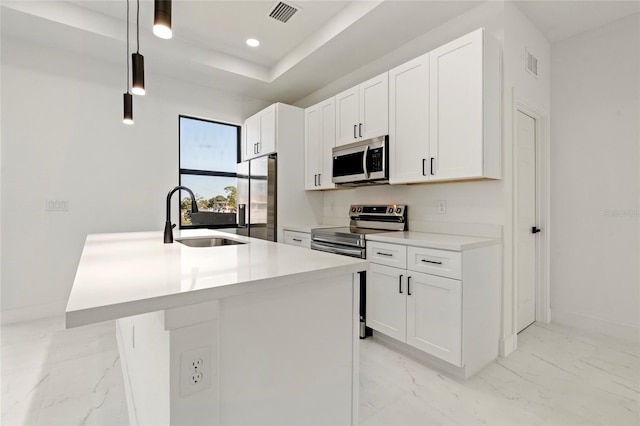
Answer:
[
  {"left": 258, "top": 104, "right": 276, "bottom": 156},
  {"left": 406, "top": 271, "right": 462, "bottom": 366},
  {"left": 429, "top": 28, "right": 484, "bottom": 180},
  {"left": 366, "top": 263, "right": 406, "bottom": 342},
  {"left": 318, "top": 98, "right": 336, "bottom": 189},
  {"left": 359, "top": 72, "right": 388, "bottom": 140},
  {"left": 244, "top": 114, "right": 260, "bottom": 161},
  {"left": 304, "top": 104, "right": 321, "bottom": 190},
  {"left": 335, "top": 86, "right": 359, "bottom": 146},
  {"left": 389, "top": 54, "right": 430, "bottom": 184}
]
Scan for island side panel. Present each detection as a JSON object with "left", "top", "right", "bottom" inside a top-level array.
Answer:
[
  {"left": 116, "top": 311, "right": 170, "bottom": 426},
  {"left": 219, "top": 273, "right": 357, "bottom": 425}
]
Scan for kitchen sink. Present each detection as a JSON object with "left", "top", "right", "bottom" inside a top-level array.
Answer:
[{"left": 175, "top": 237, "right": 247, "bottom": 248}]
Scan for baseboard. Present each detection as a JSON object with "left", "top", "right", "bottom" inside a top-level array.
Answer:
[
  {"left": 499, "top": 333, "right": 516, "bottom": 357},
  {"left": 0, "top": 300, "right": 67, "bottom": 325},
  {"left": 551, "top": 309, "right": 640, "bottom": 342}
]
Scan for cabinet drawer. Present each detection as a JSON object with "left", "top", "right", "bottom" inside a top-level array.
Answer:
[
  {"left": 283, "top": 231, "right": 310, "bottom": 249},
  {"left": 407, "top": 247, "right": 461, "bottom": 279},
  {"left": 367, "top": 242, "right": 407, "bottom": 269}
]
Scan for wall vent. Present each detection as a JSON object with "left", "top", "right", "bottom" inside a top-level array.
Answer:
[
  {"left": 267, "top": 1, "right": 300, "bottom": 23},
  {"left": 525, "top": 48, "right": 538, "bottom": 77}
]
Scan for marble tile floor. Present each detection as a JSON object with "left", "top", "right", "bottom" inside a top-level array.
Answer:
[{"left": 1, "top": 317, "right": 638, "bottom": 426}]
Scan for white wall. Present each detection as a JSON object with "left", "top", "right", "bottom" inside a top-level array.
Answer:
[
  {"left": 0, "top": 37, "right": 269, "bottom": 322},
  {"left": 550, "top": 13, "right": 640, "bottom": 339}
]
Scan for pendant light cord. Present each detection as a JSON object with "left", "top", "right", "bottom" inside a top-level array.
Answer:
[
  {"left": 136, "top": 0, "right": 140, "bottom": 54},
  {"left": 126, "top": 0, "right": 130, "bottom": 91}
]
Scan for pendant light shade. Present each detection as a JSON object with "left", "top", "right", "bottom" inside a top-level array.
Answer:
[
  {"left": 123, "top": 92, "right": 133, "bottom": 124},
  {"left": 154, "top": 0, "right": 172, "bottom": 39},
  {"left": 131, "top": 53, "right": 145, "bottom": 95}
]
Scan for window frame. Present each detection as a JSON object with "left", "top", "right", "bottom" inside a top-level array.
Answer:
[{"left": 178, "top": 114, "right": 241, "bottom": 230}]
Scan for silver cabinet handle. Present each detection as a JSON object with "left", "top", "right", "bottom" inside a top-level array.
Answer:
[
  {"left": 421, "top": 259, "right": 443, "bottom": 265},
  {"left": 408, "top": 276, "right": 412, "bottom": 296},
  {"left": 314, "top": 174, "right": 318, "bottom": 186},
  {"left": 376, "top": 252, "right": 392, "bottom": 257},
  {"left": 292, "top": 238, "right": 302, "bottom": 242},
  {"left": 399, "top": 274, "right": 403, "bottom": 294},
  {"left": 359, "top": 123, "right": 362, "bottom": 138},
  {"left": 353, "top": 124, "right": 357, "bottom": 139}
]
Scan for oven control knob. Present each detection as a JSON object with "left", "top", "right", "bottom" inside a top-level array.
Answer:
[
  {"left": 351, "top": 207, "right": 356, "bottom": 213},
  {"left": 396, "top": 207, "right": 402, "bottom": 214},
  {"left": 357, "top": 207, "right": 362, "bottom": 213},
  {"left": 387, "top": 207, "right": 393, "bottom": 214}
]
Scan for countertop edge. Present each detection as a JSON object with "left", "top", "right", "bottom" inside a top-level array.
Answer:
[
  {"left": 66, "top": 261, "right": 367, "bottom": 328},
  {"left": 365, "top": 233, "right": 501, "bottom": 251}
]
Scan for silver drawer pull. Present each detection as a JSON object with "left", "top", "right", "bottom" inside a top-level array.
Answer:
[
  {"left": 421, "top": 259, "right": 442, "bottom": 265},
  {"left": 292, "top": 238, "right": 302, "bottom": 242},
  {"left": 376, "top": 252, "right": 393, "bottom": 257}
]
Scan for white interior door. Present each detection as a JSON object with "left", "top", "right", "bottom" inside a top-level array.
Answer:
[{"left": 517, "top": 110, "right": 537, "bottom": 333}]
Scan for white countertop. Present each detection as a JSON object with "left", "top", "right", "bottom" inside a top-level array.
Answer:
[
  {"left": 366, "top": 231, "right": 500, "bottom": 251},
  {"left": 66, "top": 230, "right": 367, "bottom": 328},
  {"left": 282, "top": 224, "right": 337, "bottom": 233}
]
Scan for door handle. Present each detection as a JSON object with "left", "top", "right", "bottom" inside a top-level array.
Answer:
[
  {"left": 399, "top": 274, "right": 403, "bottom": 294},
  {"left": 421, "top": 259, "right": 443, "bottom": 265},
  {"left": 318, "top": 173, "right": 321, "bottom": 186},
  {"left": 354, "top": 124, "right": 357, "bottom": 139},
  {"left": 376, "top": 252, "right": 392, "bottom": 257},
  {"left": 292, "top": 238, "right": 302, "bottom": 242},
  {"left": 531, "top": 227, "right": 541, "bottom": 234},
  {"left": 407, "top": 276, "right": 412, "bottom": 296},
  {"left": 363, "top": 145, "right": 370, "bottom": 178},
  {"left": 430, "top": 157, "right": 435, "bottom": 175},
  {"left": 359, "top": 123, "right": 362, "bottom": 138},
  {"left": 314, "top": 174, "right": 317, "bottom": 186},
  {"left": 422, "top": 159, "right": 426, "bottom": 176}
]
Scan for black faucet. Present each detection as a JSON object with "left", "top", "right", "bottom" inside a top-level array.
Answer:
[{"left": 164, "top": 186, "right": 198, "bottom": 243}]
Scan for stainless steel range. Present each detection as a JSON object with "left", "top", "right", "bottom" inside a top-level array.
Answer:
[{"left": 311, "top": 204, "right": 407, "bottom": 338}]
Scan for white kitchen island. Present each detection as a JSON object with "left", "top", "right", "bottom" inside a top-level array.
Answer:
[{"left": 66, "top": 230, "right": 367, "bottom": 426}]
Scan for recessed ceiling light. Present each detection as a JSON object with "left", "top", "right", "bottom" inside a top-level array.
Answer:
[{"left": 246, "top": 38, "right": 260, "bottom": 47}]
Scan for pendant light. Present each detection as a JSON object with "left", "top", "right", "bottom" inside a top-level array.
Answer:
[
  {"left": 153, "top": 0, "right": 172, "bottom": 39},
  {"left": 123, "top": 0, "right": 133, "bottom": 125},
  {"left": 131, "top": 0, "right": 145, "bottom": 95}
]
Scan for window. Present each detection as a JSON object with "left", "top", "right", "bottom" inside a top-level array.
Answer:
[{"left": 179, "top": 116, "right": 241, "bottom": 229}]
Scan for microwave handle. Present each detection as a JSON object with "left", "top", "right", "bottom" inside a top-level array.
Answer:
[{"left": 363, "top": 145, "right": 369, "bottom": 178}]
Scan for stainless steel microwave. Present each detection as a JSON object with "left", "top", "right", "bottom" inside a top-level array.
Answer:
[{"left": 331, "top": 136, "right": 388, "bottom": 186}]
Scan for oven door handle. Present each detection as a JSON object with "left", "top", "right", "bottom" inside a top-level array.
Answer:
[
  {"left": 311, "top": 236, "right": 363, "bottom": 248},
  {"left": 363, "top": 145, "right": 370, "bottom": 178},
  {"left": 310, "top": 241, "right": 365, "bottom": 258}
]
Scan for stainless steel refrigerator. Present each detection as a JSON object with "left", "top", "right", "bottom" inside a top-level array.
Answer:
[{"left": 236, "top": 154, "right": 277, "bottom": 241}]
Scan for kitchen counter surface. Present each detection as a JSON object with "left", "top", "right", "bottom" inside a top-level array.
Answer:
[
  {"left": 282, "top": 224, "right": 337, "bottom": 233},
  {"left": 66, "top": 230, "right": 367, "bottom": 328},
  {"left": 366, "top": 231, "right": 500, "bottom": 251}
]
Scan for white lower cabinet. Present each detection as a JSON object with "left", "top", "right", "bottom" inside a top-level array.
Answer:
[
  {"left": 406, "top": 271, "right": 462, "bottom": 366},
  {"left": 366, "top": 239, "right": 500, "bottom": 378},
  {"left": 283, "top": 230, "right": 311, "bottom": 249}
]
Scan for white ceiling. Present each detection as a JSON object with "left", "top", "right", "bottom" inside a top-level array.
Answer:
[
  {"left": 515, "top": 0, "right": 640, "bottom": 43},
  {"left": 2, "top": 1, "right": 639, "bottom": 104}
]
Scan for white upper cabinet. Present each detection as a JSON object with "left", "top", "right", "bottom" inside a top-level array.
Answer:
[
  {"left": 389, "top": 28, "right": 500, "bottom": 184},
  {"left": 389, "top": 52, "right": 430, "bottom": 184},
  {"left": 304, "top": 98, "right": 336, "bottom": 190},
  {"left": 243, "top": 104, "right": 277, "bottom": 161},
  {"left": 335, "top": 72, "right": 388, "bottom": 146}
]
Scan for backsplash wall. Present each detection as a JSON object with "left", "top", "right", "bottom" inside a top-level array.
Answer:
[{"left": 322, "top": 180, "right": 504, "bottom": 239}]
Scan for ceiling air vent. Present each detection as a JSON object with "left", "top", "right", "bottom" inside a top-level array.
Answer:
[
  {"left": 267, "top": 1, "right": 300, "bottom": 23},
  {"left": 525, "top": 48, "right": 538, "bottom": 77}
]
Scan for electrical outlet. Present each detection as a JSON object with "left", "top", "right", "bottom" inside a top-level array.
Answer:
[
  {"left": 190, "top": 371, "right": 203, "bottom": 385},
  {"left": 180, "top": 346, "right": 210, "bottom": 396},
  {"left": 438, "top": 200, "right": 447, "bottom": 214},
  {"left": 190, "top": 358, "right": 203, "bottom": 371}
]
